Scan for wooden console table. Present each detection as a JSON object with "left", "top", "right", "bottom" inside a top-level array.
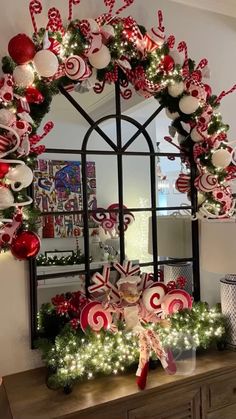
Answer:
[{"left": 2, "top": 350, "right": 236, "bottom": 419}]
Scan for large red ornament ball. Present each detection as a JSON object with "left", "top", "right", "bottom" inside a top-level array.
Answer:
[
  {"left": 0, "top": 162, "right": 10, "bottom": 178},
  {"left": 163, "top": 55, "right": 175, "bottom": 72},
  {"left": 8, "top": 34, "right": 36, "bottom": 65},
  {"left": 11, "top": 230, "right": 40, "bottom": 260}
]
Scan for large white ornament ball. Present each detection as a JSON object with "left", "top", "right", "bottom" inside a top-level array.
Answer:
[
  {"left": 0, "top": 186, "right": 14, "bottom": 209},
  {"left": 65, "top": 55, "right": 87, "bottom": 80},
  {"left": 169, "top": 49, "right": 185, "bottom": 67},
  {"left": 165, "top": 108, "right": 179, "bottom": 120},
  {"left": 13, "top": 65, "right": 34, "bottom": 87},
  {"left": 191, "top": 127, "right": 203, "bottom": 143},
  {"left": 212, "top": 148, "right": 232, "bottom": 169},
  {"left": 88, "top": 44, "right": 111, "bottom": 69},
  {"left": 168, "top": 81, "right": 185, "bottom": 98},
  {"left": 179, "top": 95, "right": 200, "bottom": 115},
  {"left": 0, "top": 109, "right": 16, "bottom": 126},
  {"left": 7, "top": 164, "right": 33, "bottom": 191},
  {"left": 33, "top": 50, "right": 58, "bottom": 78}
]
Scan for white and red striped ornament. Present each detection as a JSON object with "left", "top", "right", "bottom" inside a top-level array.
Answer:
[
  {"left": 161, "top": 289, "right": 192, "bottom": 315},
  {"left": 65, "top": 55, "right": 90, "bottom": 80},
  {"left": 80, "top": 301, "right": 112, "bottom": 332},
  {"left": 194, "top": 173, "right": 218, "bottom": 192},
  {"left": 175, "top": 173, "right": 191, "bottom": 193},
  {"left": 142, "top": 283, "right": 167, "bottom": 313},
  {"left": 0, "top": 124, "right": 20, "bottom": 158}
]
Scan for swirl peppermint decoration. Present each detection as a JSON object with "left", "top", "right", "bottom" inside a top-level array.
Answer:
[{"left": 0, "top": 0, "right": 236, "bottom": 258}]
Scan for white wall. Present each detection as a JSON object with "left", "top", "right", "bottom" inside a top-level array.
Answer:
[{"left": 1, "top": 1, "right": 236, "bottom": 375}]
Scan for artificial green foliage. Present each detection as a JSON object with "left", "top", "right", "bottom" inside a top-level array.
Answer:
[
  {"left": 36, "top": 251, "right": 88, "bottom": 266},
  {"left": 36, "top": 302, "right": 226, "bottom": 390}
]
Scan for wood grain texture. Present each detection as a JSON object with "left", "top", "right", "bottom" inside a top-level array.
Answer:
[
  {"left": 0, "top": 382, "right": 12, "bottom": 419},
  {"left": 3, "top": 350, "right": 236, "bottom": 419}
]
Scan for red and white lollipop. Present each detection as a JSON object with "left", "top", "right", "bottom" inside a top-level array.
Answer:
[
  {"left": 161, "top": 289, "right": 192, "bottom": 315},
  {"left": 142, "top": 283, "right": 167, "bottom": 312},
  {"left": 194, "top": 173, "right": 218, "bottom": 192},
  {"left": 65, "top": 55, "right": 89, "bottom": 80},
  {"left": 80, "top": 301, "right": 112, "bottom": 332}
]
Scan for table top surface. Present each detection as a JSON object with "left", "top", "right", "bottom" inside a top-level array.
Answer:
[{"left": 3, "top": 350, "right": 236, "bottom": 419}]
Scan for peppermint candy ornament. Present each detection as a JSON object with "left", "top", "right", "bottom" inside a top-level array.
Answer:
[
  {"left": 161, "top": 289, "right": 192, "bottom": 315},
  {"left": 175, "top": 173, "right": 191, "bottom": 193},
  {"left": 65, "top": 55, "right": 90, "bottom": 80},
  {"left": 194, "top": 173, "right": 218, "bottom": 192},
  {"left": 80, "top": 301, "right": 112, "bottom": 332},
  {"left": 142, "top": 283, "right": 167, "bottom": 312}
]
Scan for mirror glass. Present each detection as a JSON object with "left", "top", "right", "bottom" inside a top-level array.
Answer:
[{"left": 35, "top": 91, "right": 193, "bottom": 310}]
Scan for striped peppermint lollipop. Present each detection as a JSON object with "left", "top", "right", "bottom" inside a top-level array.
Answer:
[
  {"left": 161, "top": 289, "right": 192, "bottom": 315},
  {"left": 142, "top": 283, "right": 167, "bottom": 312},
  {"left": 194, "top": 173, "right": 218, "bottom": 192},
  {"left": 80, "top": 301, "right": 112, "bottom": 332},
  {"left": 175, "top": 173, "right": 190, "bottom": 193},
  {"left": 65, "top": 55, "right": 88, "bottom": 80}
]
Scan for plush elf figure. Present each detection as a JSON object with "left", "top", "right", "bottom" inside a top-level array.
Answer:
[{"left": 117, "top": 275, "right": 176, "bottom": 389}]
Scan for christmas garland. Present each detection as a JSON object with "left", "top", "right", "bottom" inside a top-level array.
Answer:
[
  {"left": 36, "top": 251, "right": 87, "bottom": 266},
  {"left": 0, "top": 0, "right": 236, "bottom": 260},
  {"left": 37, "top": 297, "right": 226, "bottom": 391}
]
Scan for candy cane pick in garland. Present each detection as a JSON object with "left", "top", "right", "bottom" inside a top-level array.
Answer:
[
  {"left": 68, "top": 0, "right": 80, "bottom": 21},
  {"left": 29, "top": 0, "right": 42, "bottom": 34}
]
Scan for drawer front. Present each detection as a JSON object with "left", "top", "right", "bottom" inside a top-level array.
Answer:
[
  {"left": 207, "top": 403, "right": 236, "bottom": 419},
  {"left": 207, "top": 371, "right": 236, "bottom": 411},
  {"left": 128, "top": 388, "right": 201, "bottom": 419}
]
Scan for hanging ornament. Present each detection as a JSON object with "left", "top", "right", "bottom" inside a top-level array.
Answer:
[
  {"left": 0, "top": 162, "right": 10, "bottom": 178},
  {"left": 212, "top": 148, "right": 232, "bottom": 169},
  {"left": 11, "top": 230, "right": 40, "bottom": 260},
  {"left": 168, "top": 81, "right": 184, "bottom": 98},
  {"left": 65, "top": 55, "right": 90, "bottom": 80},
  {"left": 162, "top": 55, "right": 175, "bottom": 72},
  {"left": 0, "top": 186, "right": 15, "bottom": 209},
  {"left": 33, "top": 50, "right": 58, "bottom": 78},
  {"left": 88, "top": 45, "right": 111, "bottom": 69},
  {"left": 8, "top": 34, "right": 36, "bottom": 64},
  {"left": 0, "top": 109, "right": 16, "bottom": 126},
  {"left": 6, "top": 164, "right": 33, "bottom": 191},
  {"left": 13, "top": 65, "right": 35, "bottom": 88},
  {"left": 175, "top": 173, "right": 191, "bottom": 193},
  {"left": 165, "top": 108, "right": 179, "bottom": 120},
  {"left": 179, "top": 95, "right": 200, "bottom": 114},
  {"left": 194, "top": 173, "right": 218, "bottom": 192},
  {"left": 25, "top": 86, "right": 44, "bottom": 104}
]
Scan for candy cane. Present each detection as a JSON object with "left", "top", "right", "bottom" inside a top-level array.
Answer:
[
  {"left": 47, "top": 8, "right": 64, "bottom": 34},
  {"left": 216, "top": 83, "right": 236, "bottom": 104},
  {"left": 29, "top": 0, "right": 42, "bottom": 33},
  {"left": 177, "top": 41, "right": 188, "bottom": 62},
  {"left": 88, "top": 265, "right": 120, "bottom": 301},
  {"left": 196, "top": 58, "right": 208, "bottom": 71},
  {"left": 68, "top": 0, "right": 80, "bottom": 21},
  {"left": 167, "top": 35, "right": 175, "bottom": 49},
  {"left": 157, "top": 10, "right": 165, "bottom": 33},
  {"left": 113, "top": 260, "right": 140, "bottom": 277},
  {"left": 29, "top": 121, "right": 54, "bottom": 146},
  {"left": 115, "top": 0, "right": 134, "bottom": 16}
]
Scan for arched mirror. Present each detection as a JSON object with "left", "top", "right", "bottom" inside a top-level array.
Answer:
[{"left": 30, "top": 81, "right": 200, "bottom": 344}]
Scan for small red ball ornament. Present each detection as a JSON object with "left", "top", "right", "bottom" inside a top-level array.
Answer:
[
  {"left": 25, "top": 86, "right": 44, "bottom": 104},
  {"left": 8, "top": 34, "right": 36, "bottom": 65},
  {"left": 162, "top": 55, "right": 175, "bottom": 72},
  {"left": 0, "top": 162, "right": 10, "bottom": 178},
  {"left": 11, "top": 230, "right": 40, "bottom": 260}
]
